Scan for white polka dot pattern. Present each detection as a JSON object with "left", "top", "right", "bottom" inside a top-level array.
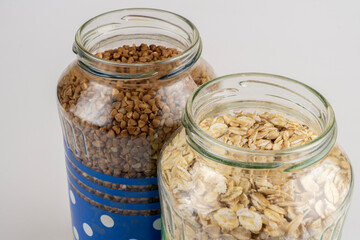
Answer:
[
  {"left": 73, "top": 226, "right": 79, "bottom": 240},
  {"left": 153, "top": 218, "right": 161, "bottom": 230},
  {"left": 69, "top": 190, "right": 76, "bottom": 204},
  {"left": 83, "top": 223, "right": 93, "bottom": 236},
  {"left": 100, "top": 215, "right": 114, "bottom": 228}
]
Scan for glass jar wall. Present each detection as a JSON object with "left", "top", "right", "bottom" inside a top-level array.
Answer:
[
  {"left": 158, "top": 73, "right": 353, "bottom": 240},
  {"left": 57, "top": 8, "right": 214, "bottom": 239}
]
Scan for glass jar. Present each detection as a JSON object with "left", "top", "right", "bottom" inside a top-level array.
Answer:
[
  {"left": 57, "top": 8, "right": 214, "bottom": 240},
  {"left": 158, "top": 73, "right": 353, "bottom": 240}
]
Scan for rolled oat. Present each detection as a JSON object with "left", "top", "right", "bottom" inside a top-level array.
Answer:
[{"left": 159, "top": 112, "right": 351, "bottom": 239}]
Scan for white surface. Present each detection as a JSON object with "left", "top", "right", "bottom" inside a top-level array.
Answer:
[{"left": 0, "top": 0, "right": 359, "bottom": 239}]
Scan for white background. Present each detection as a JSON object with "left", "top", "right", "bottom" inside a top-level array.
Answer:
[{"left": 0, "top": 0, "right": 359, "bottom": 239}]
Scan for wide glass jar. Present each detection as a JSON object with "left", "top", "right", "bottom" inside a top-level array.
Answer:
[
  {"left": 158, "top": 73, "right": 353, "bottom": 240},
  {"left": 57, "top": 8, "right": 214, "bottom": 239}
]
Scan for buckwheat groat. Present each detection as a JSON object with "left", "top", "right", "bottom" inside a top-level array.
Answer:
[
  {"left": 58, "top": 43, "right": 214, "bottom": 213},
  {"left": 58, "top": 44, "right": 213, "bottom": 179}
]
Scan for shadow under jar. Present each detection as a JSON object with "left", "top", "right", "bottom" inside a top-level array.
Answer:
[
  {"left": 158, "top": 73, "right": 353, "bottom": 240},
  {"left": 57, "top": 8, "right": 214, "bottom": 240}
]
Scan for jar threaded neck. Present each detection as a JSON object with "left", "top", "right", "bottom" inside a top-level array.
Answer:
[
  {"left": 182, "top": 73, "right": 337, "bottom": 170},
  {"left": 73, "top": 8, "right": 202, "bottom": 79}
]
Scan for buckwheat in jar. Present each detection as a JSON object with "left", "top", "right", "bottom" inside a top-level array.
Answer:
[
  {"left": 57, "top": 8, "right": 214, "bottom": 239},
  {"left": 158, "top": 73, "right": 353, "bottom": 240}
]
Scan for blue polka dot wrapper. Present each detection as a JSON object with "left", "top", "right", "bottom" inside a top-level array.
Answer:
[{"left": 63, "top": 144, "right": 161, "bottom": 240}]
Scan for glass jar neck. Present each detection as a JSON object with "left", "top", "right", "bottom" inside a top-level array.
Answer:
[
  {"left": 182, "top": 73, "right": 337, "bottom": 171},
  {"left": 72, "top": 8, "right": 202, "bottom": 79}
]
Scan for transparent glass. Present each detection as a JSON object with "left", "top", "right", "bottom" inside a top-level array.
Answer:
[
  {"left": 158, "top": 73, "right": 353, "bottom": 240},
  {"left": 57, "top": 8, "right": 214, "bottom": 239}
]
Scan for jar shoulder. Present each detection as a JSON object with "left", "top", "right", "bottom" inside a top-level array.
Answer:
[{"left": 57, "top": 58, "right": 215, "bottom": 118}]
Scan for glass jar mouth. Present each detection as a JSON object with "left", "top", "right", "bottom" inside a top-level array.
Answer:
[
  {"left": 73, "top": 8, "right": 202, "bottom": 78},
  {"left": 183, "top": 73, "right": 337, "bottom": 169}
]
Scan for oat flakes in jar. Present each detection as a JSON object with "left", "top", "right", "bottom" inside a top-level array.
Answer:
[
  {"left": 57, "top": 8, "right": 214, "bottom": 239},
  {"left": 158, "top": 73, "right": 353, "bottom": 240}
]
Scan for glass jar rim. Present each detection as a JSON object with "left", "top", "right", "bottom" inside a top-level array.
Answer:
[
  {"left": 182, "top": 72, "right": 337, "bottom": 168},
  {"left": 73, "top": 8, "right": 201, "bottom": 69}
]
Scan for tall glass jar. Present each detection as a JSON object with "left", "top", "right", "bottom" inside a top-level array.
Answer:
[
  {"left": 158, "top": 73, "right": 353, "bottom": 240},
  {"left": 57, "top": 8, "right": 214, "bottom": 240}
]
